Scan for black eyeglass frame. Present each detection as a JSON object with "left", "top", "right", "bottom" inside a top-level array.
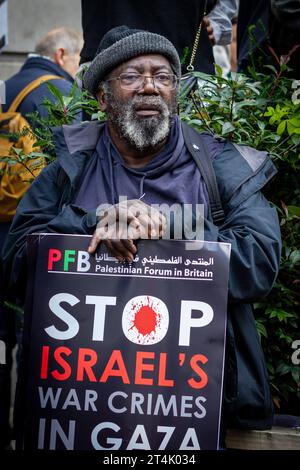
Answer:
[{"left": 105, "top": 72, "right": 179, "bottom": 91}]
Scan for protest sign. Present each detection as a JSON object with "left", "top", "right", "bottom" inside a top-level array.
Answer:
[{"left": 19, "top": 234, "right": 231, "bottom": 450}]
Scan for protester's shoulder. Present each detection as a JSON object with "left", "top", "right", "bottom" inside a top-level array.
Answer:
[
  {"left": 215, "top": 140, "right": 276, "bottom": 175},
  {"left": 213, "top": 140, "right": 277, "bottom": 206},
  {"left": 3, "top": 70, "right": 37, "bottom": 110},
  {"left": 184, "top": 123, "right": 275, "bottom": 173},
  {"left": 188, "top": 125, "right": 278, "bottom": 204},
  {"left": 30, "top": 158, "right": 62, "bottom": 188},
  {"left": 21, "top": 79, "right": 72, "bottom": 120},
  {"left": 181, "top": 121, "right": 226, "bottom": 160},
  {"left": 199, "top": 129, "right": 274, "bottom": 172},
  {"left": 198, "top": 131, "right": 226, "bottom": 161},
  {"left": 33, "top": 76, "right": 73, "bottom": 97},
  {"left": 49, "top": 77, "right": 73, "bottom": 94}
]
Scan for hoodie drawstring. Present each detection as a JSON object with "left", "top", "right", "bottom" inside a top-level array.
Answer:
[{"left": 139, "top": 175, "right": 147, "bottom": 200}]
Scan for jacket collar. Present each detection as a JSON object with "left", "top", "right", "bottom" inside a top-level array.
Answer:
[
  {"left": 62, "top": 120, "right": 104, "bottom": 153},
  {"left": 52, "top": 121, "right": 105, "bottom": 186},
  {"left": 20, "top": 56, "right": 74, "bottom": 82}
]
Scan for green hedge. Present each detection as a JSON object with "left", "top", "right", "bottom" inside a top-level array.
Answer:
[{"left": 179, "top": 67, "right": 300, "bottom": 415}]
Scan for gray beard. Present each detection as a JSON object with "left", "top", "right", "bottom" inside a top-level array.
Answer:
[{"left": 107, "top": 94, "right": 177, "bottom": 151}]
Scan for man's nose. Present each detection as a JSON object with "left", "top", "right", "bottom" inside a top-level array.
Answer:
[{"left": 138, "top": 76, "right": 159, "bottom": 94}]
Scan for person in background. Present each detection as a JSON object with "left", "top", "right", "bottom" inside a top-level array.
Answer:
[
  {"left": 2, "top": 27, "right": 83, "bottom": 124},
  {"left": 211, "top": 17, "right": 238, "bottom": 77},
  {"left": 230, "top": 19, "right": 238, "bottom": 72},
  {"left": 205, "top": 0, "right": 238, "bottom": 48},
  {"left": 204, "top": 1, "right": 238, "bottom": 76},
  {"left": 80, "top": 0, "right": 237, "bottom": 75}
]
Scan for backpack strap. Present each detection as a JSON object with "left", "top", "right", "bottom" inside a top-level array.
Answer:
[
  {"left": 181, "top": 121, "right": 225, "bottom": 225},
  {"left": 8, "top": 74, "right": 63, "bottom": 113}
]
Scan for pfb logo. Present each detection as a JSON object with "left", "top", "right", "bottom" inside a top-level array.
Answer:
[
  {"left": 48, "top": 248, "right": 91, "bottom": 272},
  {"left": 122, "top": 295, "right": 169, "bottom": 345}
]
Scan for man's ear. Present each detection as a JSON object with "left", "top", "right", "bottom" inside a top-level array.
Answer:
[
  {"left": 53, "top": 48, "right": 65, "bottom": 67},
  {"left": 96, "top": 87, "right": 107, "bottom": 112}
]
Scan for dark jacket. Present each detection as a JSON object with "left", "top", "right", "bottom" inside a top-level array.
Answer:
[
  {"left": 3, "top": 56, "right": 76, "bottom": 125},
  {"left": 80, "top": 0, "right": 217, "bottom": 74},
  {"left": 2, "top": 120, "right": 281, "bottom": 430}
]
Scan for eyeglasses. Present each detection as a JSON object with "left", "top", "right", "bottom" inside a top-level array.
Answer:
[{"left": 106, "top": 72, "right": 178, "bottom": 90}]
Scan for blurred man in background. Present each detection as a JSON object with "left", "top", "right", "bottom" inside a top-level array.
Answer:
[{"left": 2, "top": 27, "right": 82, "bottom": 123}]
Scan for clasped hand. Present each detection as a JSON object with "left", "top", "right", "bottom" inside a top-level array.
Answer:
[{"left": 88, "top": 199, "right": 167, "bottom": 262}]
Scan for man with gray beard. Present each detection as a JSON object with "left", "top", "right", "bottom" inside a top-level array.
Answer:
[
  {"left": 101, "top": 90, "right": 176, "bottom": 151},
  {"left": 3, "top": 26, "right": 281, "bottom": 445}
]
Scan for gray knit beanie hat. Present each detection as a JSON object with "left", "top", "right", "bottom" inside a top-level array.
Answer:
[{"left": 83, "top": 25, "right": 181, "bottom": 96}]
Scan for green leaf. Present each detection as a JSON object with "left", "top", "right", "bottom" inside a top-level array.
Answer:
[
  {"left": 289, "top": 249, "right": 300, "bottom": 264},
  {"left": 46, "top": 82, "right": 65, "bottom": 108},
  {"left": 256, "top": 322, "right": 268, "bottom": 338},
  {"left": 290, "top": 134, "right": 300, "bottom": 145},
  {"left": 27, "top": 152, "right": 47, "bottom": 159},
  {"left": 215, "top": 64, "right": 223, "bottom": 78},
  {"left": 264, "top": 107, "right": 275, "bottom": 116},
  {"left": 277, "top": 120, "right": 287, "bottom": 135},
  {"left": 269, "top": 309, "right": 294, "bottom": 321},
  {"left": 63, "top": 96, "right": 73, "bottom": 106},
  {"left": 10, "top": 147, "right": 23, "bottom": 156},
  {"left": 263, "top": 64, "right": 278, "bottom": 74},
  {"left": 287, "top": 121, "right": 300, "bottom": 135},
  {"left": 4, "top": 301, "right": 24, "bottom": 315},
  {"left": 288, "top": 118, "right": 300, "bottom": 127},
  {"left": 291, "top": 368, "right": 300, "bottom": 384},
  {"left": 276, "top": 363, "right": 291, "bottom": 375},
  {"left": 222, "top": 122, "right": 235, "bottom": 134},
  {"left": 287, "top": 205, "right": 300, "bottom": 218},
  {"left": 33, "top": 139, "right": 49, "bottom": 148},
  {"left": 257, "top": 121, "right": 266, "bottom": 132}
]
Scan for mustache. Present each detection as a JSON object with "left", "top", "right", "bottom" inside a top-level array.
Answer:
[{"left": 131, "top": 95, "right": 168, "bottom": 112}]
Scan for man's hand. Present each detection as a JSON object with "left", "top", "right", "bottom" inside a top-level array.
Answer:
[
  {"left": 203, "top": 17, "right": 216, "bottom": 46},
  {"left": 88, "top": 199, "right": 167, "bottom": 262}
]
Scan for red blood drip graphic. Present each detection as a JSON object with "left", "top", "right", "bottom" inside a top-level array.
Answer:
[{"left": 133, "top": 305, "right": 157, "bottom": 336}]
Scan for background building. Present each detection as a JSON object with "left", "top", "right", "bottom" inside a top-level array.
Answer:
[{"left": 0, "top": 0, "right": 81, "bottom": 80}]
